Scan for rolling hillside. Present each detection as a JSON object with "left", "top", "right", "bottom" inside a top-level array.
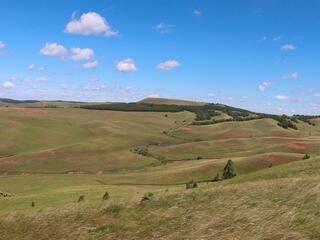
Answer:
[{"left": 0, "top": 98, "right": 320, "bottom": 239}]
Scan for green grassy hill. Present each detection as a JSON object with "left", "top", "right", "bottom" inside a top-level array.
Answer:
[{"left": 0, "top": 99, "right": 320, "bottom": 239}]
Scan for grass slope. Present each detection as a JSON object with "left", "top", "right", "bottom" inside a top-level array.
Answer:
[
  {"left": 1, "top": 103, "right": 320, "bottom": 239},
  {"left": 1, "top": 157, "right": 320, "bottom": 239}
]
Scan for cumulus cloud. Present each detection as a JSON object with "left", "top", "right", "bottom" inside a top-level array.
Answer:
[
  {"left": 281, "top": 44, "right": 296, "bottom": 51},
  {"left": 153, "top": 22, "right": 175, "bottom": 34},
  {"left": 83, "top": 61, "right": 98, "bottom": 69},
  {"left": 282, "top": 71, "right": 299, "bottom": 80},
  {"left": 82, "top": 84, "right": 107, "bottom": 91},
  {"left": 2, "top": 81, "right": 15, "bottom": 89},
  {"left": 0, "top": 41, "right": 5, "bottom": 49},
  {"left": 116, "top": 58, "right": 137, "bottom": 73},
  {"left": 65, "top": 12, "right": 118, "bottom": 37},
  {"left": 257, "top": 82, "right": 272, "bottom": 91},
  {"left": 192, "top": 9, "right": 202, "bottom": 16},
  {"left": 36, "top": 77, "right": 48, "bottom": 82},
  {"left": 208, "top": 92, "right": 215, "bottom": 97},
  {"left": 28, "top": 64, "right": 45, "bottom": 71},
  {"left": 70, "top": 48, "right": 94, "bottom": 61},
  {"left": 157, "top": 60, "right": 180, "bottom": 71},
  {"left": 275, "top": 95, "right": 289, "bottom": 100},
  {"left": 39, "top": 42, "right": 68, "bottom": 59},
  {"left": 147, "top": 94, "right": 160, "bottom": 98}
]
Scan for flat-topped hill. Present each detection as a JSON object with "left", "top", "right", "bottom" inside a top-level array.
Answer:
[{"left": 138, "top": 97, "right": 205, "bottom": 106}]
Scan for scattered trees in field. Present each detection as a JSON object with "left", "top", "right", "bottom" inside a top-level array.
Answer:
[
  {"left": 277, "top": 115, "right": 297, "bottom": 130},
  {"left": 80, "top": 102, "right": 319, "bottom": 130}
]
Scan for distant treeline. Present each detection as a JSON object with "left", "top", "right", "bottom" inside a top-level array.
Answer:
[
  {"left": 80, "top": 102, "right": 318, "bottom": 130},
  {"left": 81, "top": 102, "right": 253, "bottom": 121}
]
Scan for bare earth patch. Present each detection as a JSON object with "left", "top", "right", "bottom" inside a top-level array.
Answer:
[
  {"left": 262, "top": 154, "right": 300, "bottom": 163},
  {"left": 178, "top": 127, "right": 192, "bottom": 132},
  {"left": 25, "top": 109, "right": 48, "bottom": 116},
  {"left": 286, "top": 143, "right": 307, "bottom": 151}
]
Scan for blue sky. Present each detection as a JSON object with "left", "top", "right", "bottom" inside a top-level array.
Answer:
[{"left": 0, "top": 0, "right": 320, "bottom": 114}]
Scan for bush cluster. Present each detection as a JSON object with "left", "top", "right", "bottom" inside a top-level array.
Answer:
[{"left": 186, "top": 180, "right": 198, "bottom": 189}]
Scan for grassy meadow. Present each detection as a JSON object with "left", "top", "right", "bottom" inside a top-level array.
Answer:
[{"left": 1, "top": 101, "right": 320, "bottom": 239}]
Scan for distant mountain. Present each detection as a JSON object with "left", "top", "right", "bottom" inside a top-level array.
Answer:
[
  {"left": 0, "top": 98, "right": 39, "bottom": 104},
  {"left": 138, "top": 97, "right": 205, "bottom": 106}
]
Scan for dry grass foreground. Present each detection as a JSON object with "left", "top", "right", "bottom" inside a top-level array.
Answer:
[{"left": 1, "top": 157, "right": 320, "bottom": 240}]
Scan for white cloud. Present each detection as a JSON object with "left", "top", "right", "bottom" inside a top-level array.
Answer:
[
  {"left": 147, "top": 94, "right": 160, "bottom": 98},
  {"left": 0, "top": 41, "right": 5, "bottom": 49},
  {"left": 39, "top": 42, "right": 68, "bottom": 59},
  {"left": 36, "top": 77, "right": 48, "bottom": 82},
  {"left": 192, "top": 9, "right": 202, "bottom": 16},
  {"left": 65, "top": 12, "right": 118, "bottom": 37},
  {"left": 275, "top": 95, "right": 289, "bottom": 100},
  {"left": 82, "top": 84, "right": 107, "bottom": 91},
  {"left": 281, "top": 44, "right": 296, "bottom": 51},
  {"left": 157, "top": 60, "right": 180, "bottom": 71},
  {"left": 257, "top": 82, "right": 272, "bottom": 91},
  {"left": 28, "top": 64, "right": 45, "bottom": 71},
  {"left": 83, "top": 61, "right": 98, "bottom": 69},
  {"left": 282, "top": 71, "right": 299, "bottom": 80},
  {"left": 208, "top": 92, "right": 215, "bottom": 97},
  {"left": 70, "top": 48, "right": 94, "bottom": 61},
  {"left": 116, "top": 58, "right": 137, "bottom": 73},
  {"left": 2, "top": 81, "right": 15, "bottom": 89},
  {"left": 153, "top": 22, "right": 175, "bottom": 34}
]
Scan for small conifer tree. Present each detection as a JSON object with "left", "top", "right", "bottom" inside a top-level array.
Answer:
[
  {"left": 223, "top": 160, "right": 236, "bottom": 179},
  {"left": 102, "top": 191, "right": 109, "bottom": 201},
  {"left": 78, "top": 195, "right": 84, "bottom": 202}
]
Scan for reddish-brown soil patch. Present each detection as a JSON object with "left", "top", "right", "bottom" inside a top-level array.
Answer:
[
  {"left": 263, "top": 155, "right": 283, "bottom": 162},
  {"left": 178, "top": 127, "right": 192, "bottom": 132},
  {"left": 286, "top": 143, "right": 307, "bottom": 151},
  {"left": 25, "top": 109, "right": 48, "bottom": 116},
  {"left": 262, "top": 154, "right": 298, "bottom": 163}
]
